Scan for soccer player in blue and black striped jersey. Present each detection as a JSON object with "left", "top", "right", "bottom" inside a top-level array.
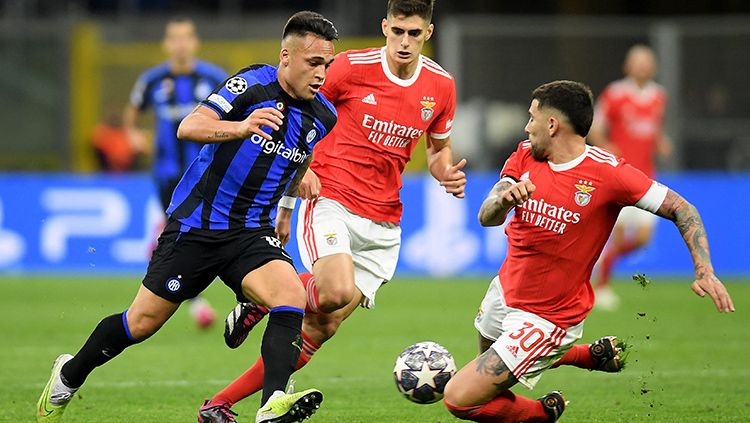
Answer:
[
  {"left": 37, "top": 11, "right": 338, "bottom": 423},
  {"left": 125, "top": 18, "right": 227, "bottom": 329},
  {"left": 125, "top": 17, "right": 227, "bottom": 210}
]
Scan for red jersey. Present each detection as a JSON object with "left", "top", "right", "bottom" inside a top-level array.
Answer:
[
  {"left": 312, "top": 47, "right": 456, "bottom": 223},
  {"left": 498, "top": 141, "right": 661, "bottom": 328},
  {"left": 594, "top": 78, "right": 667, "bottom": 177}
]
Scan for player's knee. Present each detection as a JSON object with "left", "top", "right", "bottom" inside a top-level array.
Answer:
[
  {"left": 443, "top": 395, "right": 477, "bottom": 419},
  {"left": 443, "top": 378, "right": 479, "bottom": 410},
  {"left": 635, "top": 232, "right": 652, "bottom": 247},
  {"left": 317, "top": 282, "right": 355, "bottom": 312},
  {"left": 272, "top": 281, "right": 307, "bottom": 310}
]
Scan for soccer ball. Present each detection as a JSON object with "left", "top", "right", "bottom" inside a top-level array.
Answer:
[{"left": 393, "top": 341, "right": 456, "bottom": 404}]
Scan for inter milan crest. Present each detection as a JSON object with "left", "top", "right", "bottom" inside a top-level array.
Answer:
[
  {"left": 574, "top": 180, "right": 596, "bottom": 206},
  {"left": 306, "top": 129, "right": 317, "bottom": 143},
  {"left": 225, "top": 76, "right": 248, "bottom": 94},
  {"left": 420, "top": 96, "right": 436, "bottom": 121}
]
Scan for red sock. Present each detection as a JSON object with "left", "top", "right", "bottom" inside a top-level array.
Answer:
[
  {"left": 445, "top": 391, "right": 547, "bottom": 422},
  {"left": 211, "top": 332, "right": 321, "bottom": 406},
  {"left": 299, "top": 272, "right": 321, "bottom": 314},
  {"left": 551, "top": 344, "right": 596, "bottom": 369}
]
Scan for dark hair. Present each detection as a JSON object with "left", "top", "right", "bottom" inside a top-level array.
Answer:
[
  {"left": 282, "top": 11, "right": 338, "bottom": 41},
  {"left": 531, "top": 80, "right": 594, "bottom": 137},
  {"left": 387, "top": 0, "right": 434, "bottom": 22}
]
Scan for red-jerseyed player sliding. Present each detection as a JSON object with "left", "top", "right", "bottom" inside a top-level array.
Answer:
[
  {"left": 198, "top": 1, "right": 465, "bottom": 421},
  {"left": 442, "top": 80, "right": 734, "bottom": 423},
  {"left": 589, "top": 45, "right": 673, "bottom": 310}
]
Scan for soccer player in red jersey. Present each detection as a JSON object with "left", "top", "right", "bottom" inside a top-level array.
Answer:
[
  {"left": 441, "top": 80, "right": 734, "bottom": 422},
  {"left": 588, "top": 45, "right": 673, "bottom": 310},
  {"left": 198, "top": 1, "right": 466, "bottom": 421}
]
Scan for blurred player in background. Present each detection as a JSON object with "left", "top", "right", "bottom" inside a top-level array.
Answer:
[
  {"left": 125, "top": 17, "right": 227, "bottom": 327},
  {"left": 37, "top": 11, "right": 339, "bottom": 423},
  {"left": 588, "top": 44, "right": 672, "bottom": 310},
  {"left": 442, "top": 80, "right": 733, "bottom": 422},
  {"left": 198, "top": 1, "right": 466, "bottom": 420}
]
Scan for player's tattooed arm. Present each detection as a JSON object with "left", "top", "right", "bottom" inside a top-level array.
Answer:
[
  {"left": 474, "top": 348, "right": 518, "bottom": 391},
  {"left": 478, "top": 179, "right": 536, "bottom": 227},
  {"left": 208, "top": 131, "right": 231, "bottom": 140},
  {"left": 655, "top": 189, "right": 735, "bottom": 312},
  {"left": 284, "top": 154, "right": 315, "bottom": 198},
  {"left": 656, "top": 189, "right": 711, "bottom": 276},
  {"left": 479, "top": 180, "right": 514, "bottom": 226}
]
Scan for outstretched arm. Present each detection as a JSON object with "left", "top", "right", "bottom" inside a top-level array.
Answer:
[
  {"left": 655, "top": 189, "right": 735, "bottom": 312},
  {"left": 478, "top": 179, "right": 536, "bottom": 227}
]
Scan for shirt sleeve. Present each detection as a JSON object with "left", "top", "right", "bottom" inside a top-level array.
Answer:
[
  {"left": 320, "top": 52, "right": 351, "bottom": 104},
  {"left": 428, "top": 77, "right": 456, "bottom": 140},
  {"left": 201, "top": 71, "right": 255, "bottom": 121},
  {"left": 635, "top": 181, "right": 669, "bottom": 212},
  {"left": 129, "top": 73, "right": 151, "bottom": 111},
  {"left": 499, "top": 142, "right": 526, "bottom": 182},
  {"left": 610, "top": 160, "right": 655, "bottom": 207}
]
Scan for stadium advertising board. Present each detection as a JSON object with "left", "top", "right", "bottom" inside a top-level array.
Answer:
[{"left": 0, "top": 173, "right": 746, "bottom": 276}]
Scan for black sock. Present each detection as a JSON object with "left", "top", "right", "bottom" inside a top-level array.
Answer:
[
  {"left": 61, "top": 311, "right": 140, "bottom": 388},
  {"left": 260, "top": 307, "right": 304, "bottom": 405}
]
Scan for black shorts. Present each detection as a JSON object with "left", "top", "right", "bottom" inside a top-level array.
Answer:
[{"left": 142, "top": 218, "right": 295, "bottom": 303}]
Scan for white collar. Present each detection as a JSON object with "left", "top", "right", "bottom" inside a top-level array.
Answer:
[
  {"left": 380, "top": 46, "right": 422, "bottom": 87},
  {"left": 547, "top": 145, "right": 589, "bottom": 172}
]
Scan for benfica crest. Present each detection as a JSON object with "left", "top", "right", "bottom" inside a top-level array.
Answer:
[
  {"left": 420, "top": 98, "right": 436, "bottom": 121},
  {"left": 574, "top": 183, "right": 596, "bottom": 206}
]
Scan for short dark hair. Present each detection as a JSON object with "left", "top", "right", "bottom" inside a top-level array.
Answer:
[
  {"left": 531, "top": 80, "right": 594, "bottom": 137},
  {"left": 282, "top": 11, "right": 338, "bottom": 41},
  {"left": 387, "top": 0, "right": 434, "bottom": 22}
]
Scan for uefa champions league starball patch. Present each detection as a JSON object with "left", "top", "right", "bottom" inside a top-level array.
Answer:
[{"left": 225, "top": 77, "right": 248, "bottom": 94}]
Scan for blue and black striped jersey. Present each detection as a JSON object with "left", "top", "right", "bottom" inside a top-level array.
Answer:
[
  {"left": 167, "top": 64, "right": 337, "bottom": 230},
  {"left": 129, "top": 60, "right": 227, "bottom": 184}
]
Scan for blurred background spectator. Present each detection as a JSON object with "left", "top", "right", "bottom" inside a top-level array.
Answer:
[
  {"left": 92, "top": 109, "right": 144, "bottom": 172},
  {"left": 2, "top": 0, "right": 750, "bottom": 172}
]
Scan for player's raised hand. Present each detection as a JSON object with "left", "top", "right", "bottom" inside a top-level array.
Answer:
[
  {"left": 440, "top": 158, "right": 467, "bottom": 198},
  {"left": 499, "top": 179, "right": 536, "bottom": 208},
  {"left": 241, "top": 107, "right": 285, "bottom": 140},
  {"left": 298, "top": 169, "right": 321, "bottom": 200},
  {"left": 691, "top": 272, "right": 735, "bottom": 313}
]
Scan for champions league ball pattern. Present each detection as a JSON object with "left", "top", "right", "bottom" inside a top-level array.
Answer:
[
  {"left": 225, "top": 76, "right": 248, "bottom": 94},
  {"left": 393, "top": 341, "right": 456, "bottom": 404}
]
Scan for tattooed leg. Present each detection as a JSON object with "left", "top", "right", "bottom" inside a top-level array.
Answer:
[{"left": 444, "top": 345, "right": 519, "bottom": 407}]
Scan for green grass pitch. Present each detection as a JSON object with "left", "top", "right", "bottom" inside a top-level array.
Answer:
[{"left": 1, "top": 276, "right": 749, "bottom": 422}]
